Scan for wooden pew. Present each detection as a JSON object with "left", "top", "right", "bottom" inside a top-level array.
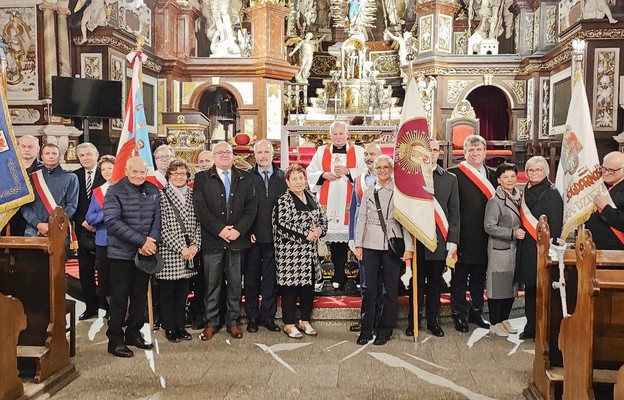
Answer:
[
  {"left": 0, "top": 293, "right": 27, "bottom": 400},
  {"left": 524, "top": 217, "right": 624, "bottom": 399},
  {"left": 0, "top": 207, "right": 77, "bottom": 395}
]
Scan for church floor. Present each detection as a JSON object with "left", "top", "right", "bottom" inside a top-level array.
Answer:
[{"left": 53, "top": 305, "right": 534, "bottom": 400}]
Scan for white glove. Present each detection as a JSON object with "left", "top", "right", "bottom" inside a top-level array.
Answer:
[{"left": 446, "top": 242, "right": 457, "bottom": 258}]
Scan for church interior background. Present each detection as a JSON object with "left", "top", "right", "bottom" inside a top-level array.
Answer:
[{"left": 2, "top": 0, "right": 624, "bottom": 171}]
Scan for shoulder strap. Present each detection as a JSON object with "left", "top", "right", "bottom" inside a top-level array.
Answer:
[{"left": 373, "top": 189, "right": 388, "bottom": 241}]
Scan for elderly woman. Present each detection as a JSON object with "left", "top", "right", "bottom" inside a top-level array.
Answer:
[
  {"left": 515, "top": 156, "right": 563, "bottom": 340},
  {"left": 156, "top": 159, "right": 201, "bottom": 343},
  {"left": 85, "top": 155, "right": 115, "bottom": 316},
  {"left": 273, "top": 164, "right": 328, "bottom": 339},
  {"left": 354, "top": 155, "right": 414, "bottom": 346},
  {"left": 484, "top": 163, "right": 525, "bottom": 337}
]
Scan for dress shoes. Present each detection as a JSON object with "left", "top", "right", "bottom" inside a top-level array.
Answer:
[
  {"left": 79, "top": 309, "right": 98, "bottom": 321},
  {"left": 177, "top": 329, "right": 192, "bottom": 341},
  {"left": 468, "top": 315, "right": 491, "bottom": 329},
  {"left": 246, "top": 320, "right": 259, "bottom": 333},
  {"left": 227, "top": 325, "right": 243, "bottom": 339},
  {"left": 356, "top": 333, "right": 373, "bottom": 345},
  {"left": 519, "top": 331, "right": 535, "bottom": 340},
  {"left": 427, "top": 324, "right": 445, "bottom": 337},
  {"left": 454, "top": 318, "right": 470, "bottom": 333},
  {"left": 200, "top": 327, "right": 217, "bottom": 341},
  {"left": 373, "top": 335, "right": 390, "bottom": 346},
  {"left": 125, "top": 336, "right": 154, "bottom": 350},
  {"left": 108, "top": 344, "right": 134, "bottom": 358},
  {"left": 405, "top": 325, "right": 414, "bottom": 337},
  {"left": 349, "top": 322, "right": 362, "bottom": 332},
  {"left": 165, "top": 330, "right": 181, "bottom": 343},
  {"left": 261, "top": 320, "right": 281, "bottom": 332}
]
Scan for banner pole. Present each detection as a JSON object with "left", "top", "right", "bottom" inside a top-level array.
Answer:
[{"left": 412, "top": 238, "right": 418, "bottom": 341}]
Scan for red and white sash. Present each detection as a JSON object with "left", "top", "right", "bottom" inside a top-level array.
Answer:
[
  {"left": 319, "top": 143, "right": 357, "bottom": 225},
  {"left": 93, "top": 182, "right": 110, "bottom": 208},
  {"left": 457, "top": 161, "right": 495, "bottom": 200},
  {"left": 434, "top": 198, "right": 457, "bottom": 266},
  {"left": 154, "top": 170, "right": 166, "bottom": 190},
  {"left": 520, "top": 194, "right": 539, "bottom": 241},
  {"left": 355, "top": 174, "right": 366, "bottom": 202}
]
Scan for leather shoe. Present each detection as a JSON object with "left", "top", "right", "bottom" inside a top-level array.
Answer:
[
  {"left": 79, "top": 309, "right": 98, "bottom": 321},
  {"left": 227, "top": 325, "right": 243, "bottom": 339},
  {"left": 427, "top": 324, "right": 445, "bottom": 337},
  {"left": 108, "top": 344, "right": 134, "bottom": 358},
  {"left": 262, "top": 320, "right": 281, "bottom": 332},
  {"left": 519, "top": 331, "right": 535, "bottom": 340},
  {"left": 125, "top": 336, "right": 154, "bottom": 350},
  {"left": 165, "top": 330, "right": 181, "bottom": 343},
  {"left": 177, "top": 329, "right": 192, "bottom": 341},
  {"left": 373, "top": 335, "right": 390, "bottom": 346},
  {"left": 349, "top": 322, "right": 362, "bottom": 332},
  {"left": 405, "top": 326, "right": 414, "bottom": 337},
  {"left": 454, "top": 318, "right": 469, "bottom": 333},
  {"left": 356, "top": 333, "right": 373, "bottom": 345},
  {"left": 246, "top": 320, "right": 259, "bottom": 333},
  {"left": 200, "top": 327, "right": 217, "bottom": 341},
  {"left": 468, "top": 315, "right": 491, "bottom": 329}
]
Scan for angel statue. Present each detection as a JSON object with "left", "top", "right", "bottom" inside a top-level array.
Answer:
[
  {"left": 202, "top": 0, "right": 243, "bottom": 57},
  {"left": 384, "top": 29, "right": 417, "bottom": 66},
  {"left": 76, "top": 0, "right": 117, "bottom": 44},
  {"left": 286, "top": 33, "right": 326, "bottom": 84},
  {"left": 330, "top": 0, "right": 376, "bottom": 36},
  {"left": 583, "top": 0, "right": 618, "bottom": 23}
]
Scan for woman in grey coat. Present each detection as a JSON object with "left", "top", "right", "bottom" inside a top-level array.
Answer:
[{"left": 484, "top": 163, "right": 525, "bottom": 337}]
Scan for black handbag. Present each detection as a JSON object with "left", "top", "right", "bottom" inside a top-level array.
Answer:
[{"left": 373, "top": 189, "right": 405, "bottom": 258}]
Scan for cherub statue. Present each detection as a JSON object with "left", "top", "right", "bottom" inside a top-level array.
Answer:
[
  {"left": 77, "top": 0, "right": 117, "bottom": 44},
  {"left": 384, "top": 29, "right": 417, "bottom": 66},
  {"left": 286, "top": 33, "right": 326, "bottom": 83},
  {"left": 583, "top": 0, "right": 618, "bottom": 23}
]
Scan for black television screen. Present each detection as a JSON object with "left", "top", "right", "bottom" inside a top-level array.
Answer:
[{"left": 52, "top": 76, "right": 123, "bottom": 118}]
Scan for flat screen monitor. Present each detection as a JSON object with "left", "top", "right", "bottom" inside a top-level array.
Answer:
[{"left": 52, "top": 76, "right": 122, "bottom": 119}]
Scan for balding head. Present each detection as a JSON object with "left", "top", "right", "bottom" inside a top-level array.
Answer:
[
  {"left": 125, "top": 156, "right": 148, "bottom": 186},
  {"left": 364, "top": 143, "right": 382, "bottom": 172},
  {"left": 18, "top": 135, "right": 40, "bottom": 166},
  {"left": 602, "top": 151, "right": 624, "bottom": 186}
]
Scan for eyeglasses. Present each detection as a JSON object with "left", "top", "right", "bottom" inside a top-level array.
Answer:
[
  {"left": 155, "top": 155, "right": 172, "bottom": 161},
  {"left": 214, "top": 150, "right": 233, "bottom": 157},
  {"left": 169, "top": 172, "right": 187, "bottom": 177},
  {"left": 526, "top": 168, "right": 544, "bottom": 174},
  {"left": 601, "top": 166, "right": 623, "bottom": 174}
]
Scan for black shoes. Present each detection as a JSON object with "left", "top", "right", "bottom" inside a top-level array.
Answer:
[
  {"left": 356, "top": 333, "right": 373, "bottom": 345},
  {"left": 165, "top": 330, "right": 181, "bottom": 343},
  {"left": 373, "top": 336, "right": 390, "bottom": 346},
  {"left": 108, "top": 344, "right": 134, "bottom": 358},
  {"left": 247, "top": 320, "right": 259, "bottom": 333},
  {"left": 519, "top": 331, "right": 535, "bottom": 340},
  {"left": 177, "top": 329, "right": 192, "bottom": 341},
  {"left": 125, "top": 336, "right": 154, "bottom": 350},
  {"left": 468, "top": 316, "right": 491, "bottom": 329},
  {"left": 350, "top": 323, "right": 362, "bottom": 332},
  {"left": 454, "top": 318, "right": 469, "bottom": 333},
  {"left": 262, "top": 320, "right": 281, "bottom": 332},
  {"left": 79, "top": 309, "right": 98, "bottom": 321},
  {"left": 405, "top": 326, "right": 414, "bottom": 337},
  {"left": 427, "top": 324, "right": 445, "bottom": 337}
]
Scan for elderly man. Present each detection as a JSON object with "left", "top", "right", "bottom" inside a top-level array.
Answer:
[
  {"left": 245, "top": 140, "right": 287, "bottom": 333},
  {"left": 448, "top": 135, "right": 497, "bottom": 332},
  {"left": 104, "top": 156, "right": 161, "bottom": 358},
  {"left": 307, "top": 121, "right": 366, "bottom": 289},
  {"left": 73, "top": 143, "right": 106, "bottom": 320},
  {"left": 586, "top": 151, "right": 624, "bottom": 250},
  {"left": 193, "top": 141, "right": 257, "bottom": 341},
  {"left": 21, "top": 143, "right": 79, "bottom": 237},
  {"left": 153, "top": 144, "right": 175, "bottom": 188},
  {"left": 197, "top": 150, "right": 214, "bottom": 171}
]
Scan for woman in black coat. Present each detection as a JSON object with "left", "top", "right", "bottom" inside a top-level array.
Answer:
[{"left": 515, "top": 156, "right": 563, "bottom": 340}]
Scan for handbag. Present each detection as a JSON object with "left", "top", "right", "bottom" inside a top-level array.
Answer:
[
  {"left": 373, "top": 189, "right": 405, "bottom": 258},
  {"left": 164, "top": 190, "right": 195, "bottom": 270}
]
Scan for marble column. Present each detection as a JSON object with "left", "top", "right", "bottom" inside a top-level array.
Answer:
[
  {"left": 40, "top": 1, "right": 58, "bottom": 98},
  {"left": 57, "top": 6, "right": 71, "bottom": 77}
]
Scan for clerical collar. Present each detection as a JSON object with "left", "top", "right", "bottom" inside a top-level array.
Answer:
[{"left": 332, "top": 144, "right": 347, "bottom": 154}]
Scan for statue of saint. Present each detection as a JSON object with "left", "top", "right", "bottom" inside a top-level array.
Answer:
[
  {"left": 583, "top": 0, "right": 618, "bottom": 23},
  {"left": 78, "top": 0, "right": 116, "bottom": 44},
  {"left": 203, "top": 0, "right": 242, "bottom": 56},
  {"left": 384, "top": 29, "right": 416, "bottom": 66},
  {"left": 288, "top": 33, "right": 326, "bottom": 84}
]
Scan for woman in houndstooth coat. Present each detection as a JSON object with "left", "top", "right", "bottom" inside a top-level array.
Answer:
[{"left": 155, "top": 159, "right": 201, "bottom": 343}]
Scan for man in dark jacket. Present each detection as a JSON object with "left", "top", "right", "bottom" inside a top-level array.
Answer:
[
  {"left": 245, "top": 140, "right": 287, "bottom": 333},
  {"left": 448, "top": 135, "right": 497, "bottom": 332},
  {"left": 73, "top": 142, "right": 105, "bottom": 320},
  {"left": 104, "top": 156, "right": 161, "bottom": 358},
  {"left": 193, "top": 141, "right": 257, "bottom": 341},
  {"left": 587, "top": 151, "right": 624, "bottom": 250}
]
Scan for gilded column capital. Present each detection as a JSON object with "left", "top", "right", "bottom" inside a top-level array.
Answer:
[{"left": 39, "top": 1, "right": 58, "bottom": 12}]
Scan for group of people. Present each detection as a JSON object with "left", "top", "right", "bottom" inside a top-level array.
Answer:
[{"left": 8, "top": 125, "right": 624, "bottom": 356}]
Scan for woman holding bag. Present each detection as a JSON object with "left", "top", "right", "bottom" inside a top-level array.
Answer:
[{"left": 354, "top": 155, "right": 413, "bottom": 346}]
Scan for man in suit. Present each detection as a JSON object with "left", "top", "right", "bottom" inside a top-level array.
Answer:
[
  {"left": 245, "top": 140, "right": 287, "bottom": 333},
  {"left": 587, "top": 151, "right": 624, "bottom": 250},
  {"left": 153, "top": 145, "right": 174, "bottom": 189},
  {"left": 74, "top": 142, "right": 106, "bottom": 320},
  {"left": 448, "top": 135, "right": 497, "bottom": 332},
  {"left": 407, "top": 140, "right": 460, "bottom": 337},
  {"left": 193, "top": 141, "right": 257, "bottom": 340}
]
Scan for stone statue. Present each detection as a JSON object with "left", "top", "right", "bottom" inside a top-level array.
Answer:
[
  {"left": 583, "top": 0, "right": 618, "bottom": 23},
  {"left": 316, "top": 0, "right": 331, "bottom": 29},
  {"left": 77, "top": 0, "right": 116, "bottom": 45},
  {"left": 287, "top": 33, "right": 326, "bottom": 83},
  {"left": 384, "top": 29, "right": 416, "bottom": 66},
  {"left": 203, "top": 0, "right": 242, "bottom": 57},
  {"left": 382, "top": 0, "right": 406, "bottom": 28},
  {"left": 3, "top": 12, "right": 32, "bottom": 84}
]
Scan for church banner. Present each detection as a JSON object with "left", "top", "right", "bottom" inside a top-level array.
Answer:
[
  {"left": 555, "top": 71, "right": 606, "bottom": 239},
  {"left": 393, "top": 77, "right": 437, "bottom": 252},
  {"left": 0, "top": 75, "right": 34, "bottom": 230}
]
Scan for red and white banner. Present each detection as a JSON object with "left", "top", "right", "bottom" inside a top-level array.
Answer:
[
  {"left": 555, "top": 71, "right": 606, "bottom": 239},
  {"left": 393, "top": 77, "right": 437, "bottom": 252},
  {"left": 110, "top": 50, "right": 161, "bottom": 188}
]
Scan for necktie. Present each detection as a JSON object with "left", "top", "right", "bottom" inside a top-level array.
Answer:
[
  {"left": 223, "top": 171, "right": 231, "bottom": 204},
  {"left": 263, "top": 170, "right": 270, "bottom": 196},
  {"left": 86, "top": 170, "right": 93, "bottom": 198}
]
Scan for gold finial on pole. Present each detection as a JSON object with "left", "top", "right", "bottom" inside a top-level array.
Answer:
[{"left": 136, "top": 23, "right": 149, "bottom": 52}]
